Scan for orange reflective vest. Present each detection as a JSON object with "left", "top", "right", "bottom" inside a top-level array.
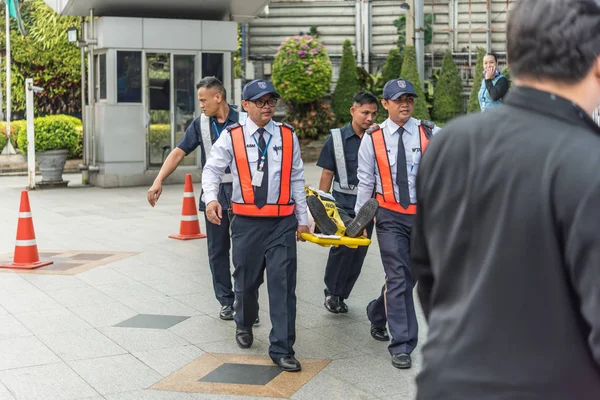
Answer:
[
  {"left": 230, "top": 125, "right": 295, "bottom": 217},
  {"left": 370, "top": 124, "right": 431, "bottom": 215}
]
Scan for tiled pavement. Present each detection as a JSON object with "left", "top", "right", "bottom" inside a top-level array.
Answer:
[{"left": 0, "top": 163, "right": 427, "bottom": 400}]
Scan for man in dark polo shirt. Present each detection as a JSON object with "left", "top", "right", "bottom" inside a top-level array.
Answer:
[
  {"left": 315, "top": 92, "right": 383, "bottom": 320},
  {"left": 412, "top": 0, "right": 600, "bottom": 398},
  {"left": 147, "top": 76, "right": 249, "bottom": 322}
]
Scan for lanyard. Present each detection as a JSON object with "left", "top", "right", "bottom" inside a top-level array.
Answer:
[
  {"left": 212, "top": 120, "right": 227, "bottom": 139},
  {"left": 252, "top": 132, "right": 273, "bottom": 171}
]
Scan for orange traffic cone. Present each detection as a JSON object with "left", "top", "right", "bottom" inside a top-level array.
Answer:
[
  {"left": 0, "top": 191, "right": 53, "bottom": 270},
  {"left": 169, "top": 174, "right": 207, "bottom": 240}
]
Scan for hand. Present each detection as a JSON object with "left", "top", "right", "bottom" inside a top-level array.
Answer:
[
  {"left": 147, "top": 182, "right": 162, "bottom": 207},
  {"left": 296, "top": 225, "right": 309, "bottom": 242},
  {"left": 362, "top": 229, "right": 368, "bottom": 237},
  {"left": 485, "top": 67, "right": 495, "bottom": 80},
  {"left": 206, "top": 201, "right": 223, "bottom": 225}
]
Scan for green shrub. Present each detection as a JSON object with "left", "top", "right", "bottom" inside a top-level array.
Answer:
[
  {"left": 432, "top": 50, "right": 464, "bottom": 122},
  {"left": 272, "top": 34, "right": 332, "bottom": 104},
  {"left": 283, "top": 101, "right": 337, "bottom": 139},
  {"left": 467, "top": 48, "right": 486, "bottom": 113},
  {"left": 0, "top": 122, "right": 19, "bottom": 150},
  {"left": 17, "top": 115, "right": 80, "bottom": 158},
  {"left": 10, "top": 121, "right": 27, "bottom": 147},
  {"left": 501, "top": 67, "right": 512, "bottom": 89},
  {"left": 0, "top": 131, "right": 7, "bottom": 152},
  {"left": 332, "top": 40, "right": 360, "bottom": 124},
  {"left": 400, "top": 46, "right": 430, "bottom": 120},
  {"left": 149, "top": 124, "right": 170, "bottom": 149},
  {"left": 382, "top": 47, "right": 403, "bottom": 84}
]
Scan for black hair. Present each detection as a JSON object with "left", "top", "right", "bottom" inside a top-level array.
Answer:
[
  {"left": 485, "top": 52, "right": 498, "bottom": 63},
  {"left": 507, "top": 0, "right": 600, "bottom": 83},
  {"left": 196, "top": 76, "right": 227, "bottom": 98},
  {"left": 352, "top": 91, "right": 379, "bottom": 107}
]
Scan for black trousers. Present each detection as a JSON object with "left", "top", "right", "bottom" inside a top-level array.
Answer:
[
  {"left": 201, "top": 183, "right": 234, "bottom": 307},
  {"left": 231, "top": 214, "right": 298, "bottom": 359},
  {"left": 203, "top": 210, "right": 234, "bottom": 307},
  {"left": 324, "top": 212, "right": 374, "bottom": 299},
  {"left": 367, "top": 207, "right": 418, "bottom": 355}
]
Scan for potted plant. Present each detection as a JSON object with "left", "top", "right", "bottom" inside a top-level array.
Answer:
[{"left": 17, "top": 115, "right": 80, "bottom": 183}]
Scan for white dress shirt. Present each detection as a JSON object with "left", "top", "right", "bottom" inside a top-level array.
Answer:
[
  {"left": 355, "top": 117, "right": 441, "bottom": 214},
  {"left": 202, "top": 117, "right": 308, "bottom": 226}
]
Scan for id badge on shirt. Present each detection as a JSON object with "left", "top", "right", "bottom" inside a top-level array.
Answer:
[{"left": 252, "top": 170, "right": 264, "bottom": 187}]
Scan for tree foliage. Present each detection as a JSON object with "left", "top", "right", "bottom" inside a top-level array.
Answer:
[
  {"left": 393, "top": 14, "right": 435, "bottom": 48},
  {"left": 332, "top": 40, "right": 360, "bottom": 124},
  {"left": 0, "top": 0, "right": 82, "bottom": 115},
  {"left": 400, "top": 45, "right": 430, "bottom": 120},
  {"left": 382, "top": 47, "right": 403, "bottom": 85},
  {"left": 432, "top": 50, "right": 463, "bottom": 122},
  {"left": 467, "top": 48, "right": 486, "bottom": 113}
]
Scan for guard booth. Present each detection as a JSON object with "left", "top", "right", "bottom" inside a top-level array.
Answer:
[{"left": 44, "top": 0, "right": 271, "bottom": 187}]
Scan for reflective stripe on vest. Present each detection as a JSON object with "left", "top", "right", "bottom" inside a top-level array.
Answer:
[
  {"left": 200, "top": 114, "right": 212, "bottom": 162},
  {"left": 201, "top": 112, "right": 247, "bottom": 184},
  {"left": 332, "top": 181, "right": 358, "bottom": 195},
  {"left": 330, "top": 128, "right": 355, "bottom": 193},
  {"left": 230, "top": 124, "right": 295, "bottom": 217},
  {"left": 371, "top": 125, "right": 430, "bottom": 214}
]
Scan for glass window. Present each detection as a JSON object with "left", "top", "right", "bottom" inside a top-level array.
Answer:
[
  {"left": 202, "top": 53, "right": 224, "bottom": 83},
  {"left": 98, "top": 54, "right": 106, "bottom": 100},
  {"left": 117, "top": 51, "right": 142, "bottom": 103}
]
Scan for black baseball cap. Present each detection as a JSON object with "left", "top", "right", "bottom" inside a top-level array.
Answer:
[
  {"left": 242, "top": 79, "right": 280, "bottom": 101},
  {"left": 382, "top": 79, "right": 418, "bottom": 100}
]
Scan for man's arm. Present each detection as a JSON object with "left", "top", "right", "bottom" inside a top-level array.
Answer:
[
  {"left": 319, "top": 169, "right": 334, "bottom": 192},
  {"left": 316, "top": 136, "right": 335, "bottom": 192},
  {"left": 202, "top": 133, "right": 232, "bottom": 205},
  {"left": 290, "top": 133, "right": 308, "bottom": 227},
  {"left": 355, "top": 135, "right": 376, "bottom": 214},
  {"left": 148, "top": 120, "right": 199, "bottom": 206},
  {"left": 563, "top": 168, "right": 600, "bottom": 367},
  {"left": 412, "top": 190, "right": 433, "bottom": 321}
]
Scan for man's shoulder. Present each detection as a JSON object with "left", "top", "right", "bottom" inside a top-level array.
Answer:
[
  {"left": 273, "top": 121, "right": 295, "bottom": 132},
  {"left": 365, "top": 124, "right": 383, "bottom": 135},
  {"left": 225, "top": 122, "right": 242, "bottom": 133}
]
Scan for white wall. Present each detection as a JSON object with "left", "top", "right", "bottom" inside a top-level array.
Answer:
[{"left": 93, "top": 17, "right": 237, "bottom": 52}]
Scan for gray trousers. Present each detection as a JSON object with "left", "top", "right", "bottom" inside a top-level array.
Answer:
[
  {"left": 231, "top": 214, "right": 298, "bottom": 359},
  {"left": 368, "top": 207, "right": 418, "bottom": 355}
]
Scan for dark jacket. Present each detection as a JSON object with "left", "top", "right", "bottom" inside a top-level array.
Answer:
[{"left": 412, "top": 86, "right": 600, "bottom": 400}]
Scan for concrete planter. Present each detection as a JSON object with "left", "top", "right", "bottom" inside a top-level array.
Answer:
[{"left": 36, "top": 149, "right": 68, "bottom": 182}]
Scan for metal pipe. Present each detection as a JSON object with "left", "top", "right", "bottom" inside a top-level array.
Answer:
[
  {"left": 415, "top": 0, "right": 424, "bottom": 84},
  {"left": 6, "top": 2, "right": 11, "bottom": 140},
  {"left": 88, "top": 8, "right": 98, "bottom": 171},
  {"left": 486, "top": 0, "right": 492, "bottom": 52},
  {"left": 468, "top": 0, "right": 472, "bottom": 68},
  {"left": 80, "top": 17, "right": 87, "bottom": 168},
  {"left": 361, "top": 0, "right": 370, "bottom": 72},
  {"left": 431, "top": 0, "right": 435, "bottom": 73},
  {"left": 355, "top": 0, "right": 361, "bottom": 66}
]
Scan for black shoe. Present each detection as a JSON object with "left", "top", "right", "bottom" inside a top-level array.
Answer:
[
  {"left": 272, "top": 355, "right": 302, "bottom": 372},
  {"left": 254, "top": 315, "right": 260, "bottom": 326},
  {"left": 391, "top": 353, "right": 412, "bottom": 369},
  {"left": 338, "top": 298, "right": 348, "bottom": 313},
  {"left": 345, "top": 198, "right": 378, "bottom": 238},
  {"left": 370, "top": 324, "right": 390, "bottom": 341},
  {"left": 307, "top": 196, "right": 337, "bottom": 235},
  {"left": 220, "top": 305, "right": 234, "bottom": 320},
  {"left": 235, "top": 328, "right": 253, "bottom": 349},
  {"left": 324, "top": 294, "right": 341, "bottom": 314}
]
